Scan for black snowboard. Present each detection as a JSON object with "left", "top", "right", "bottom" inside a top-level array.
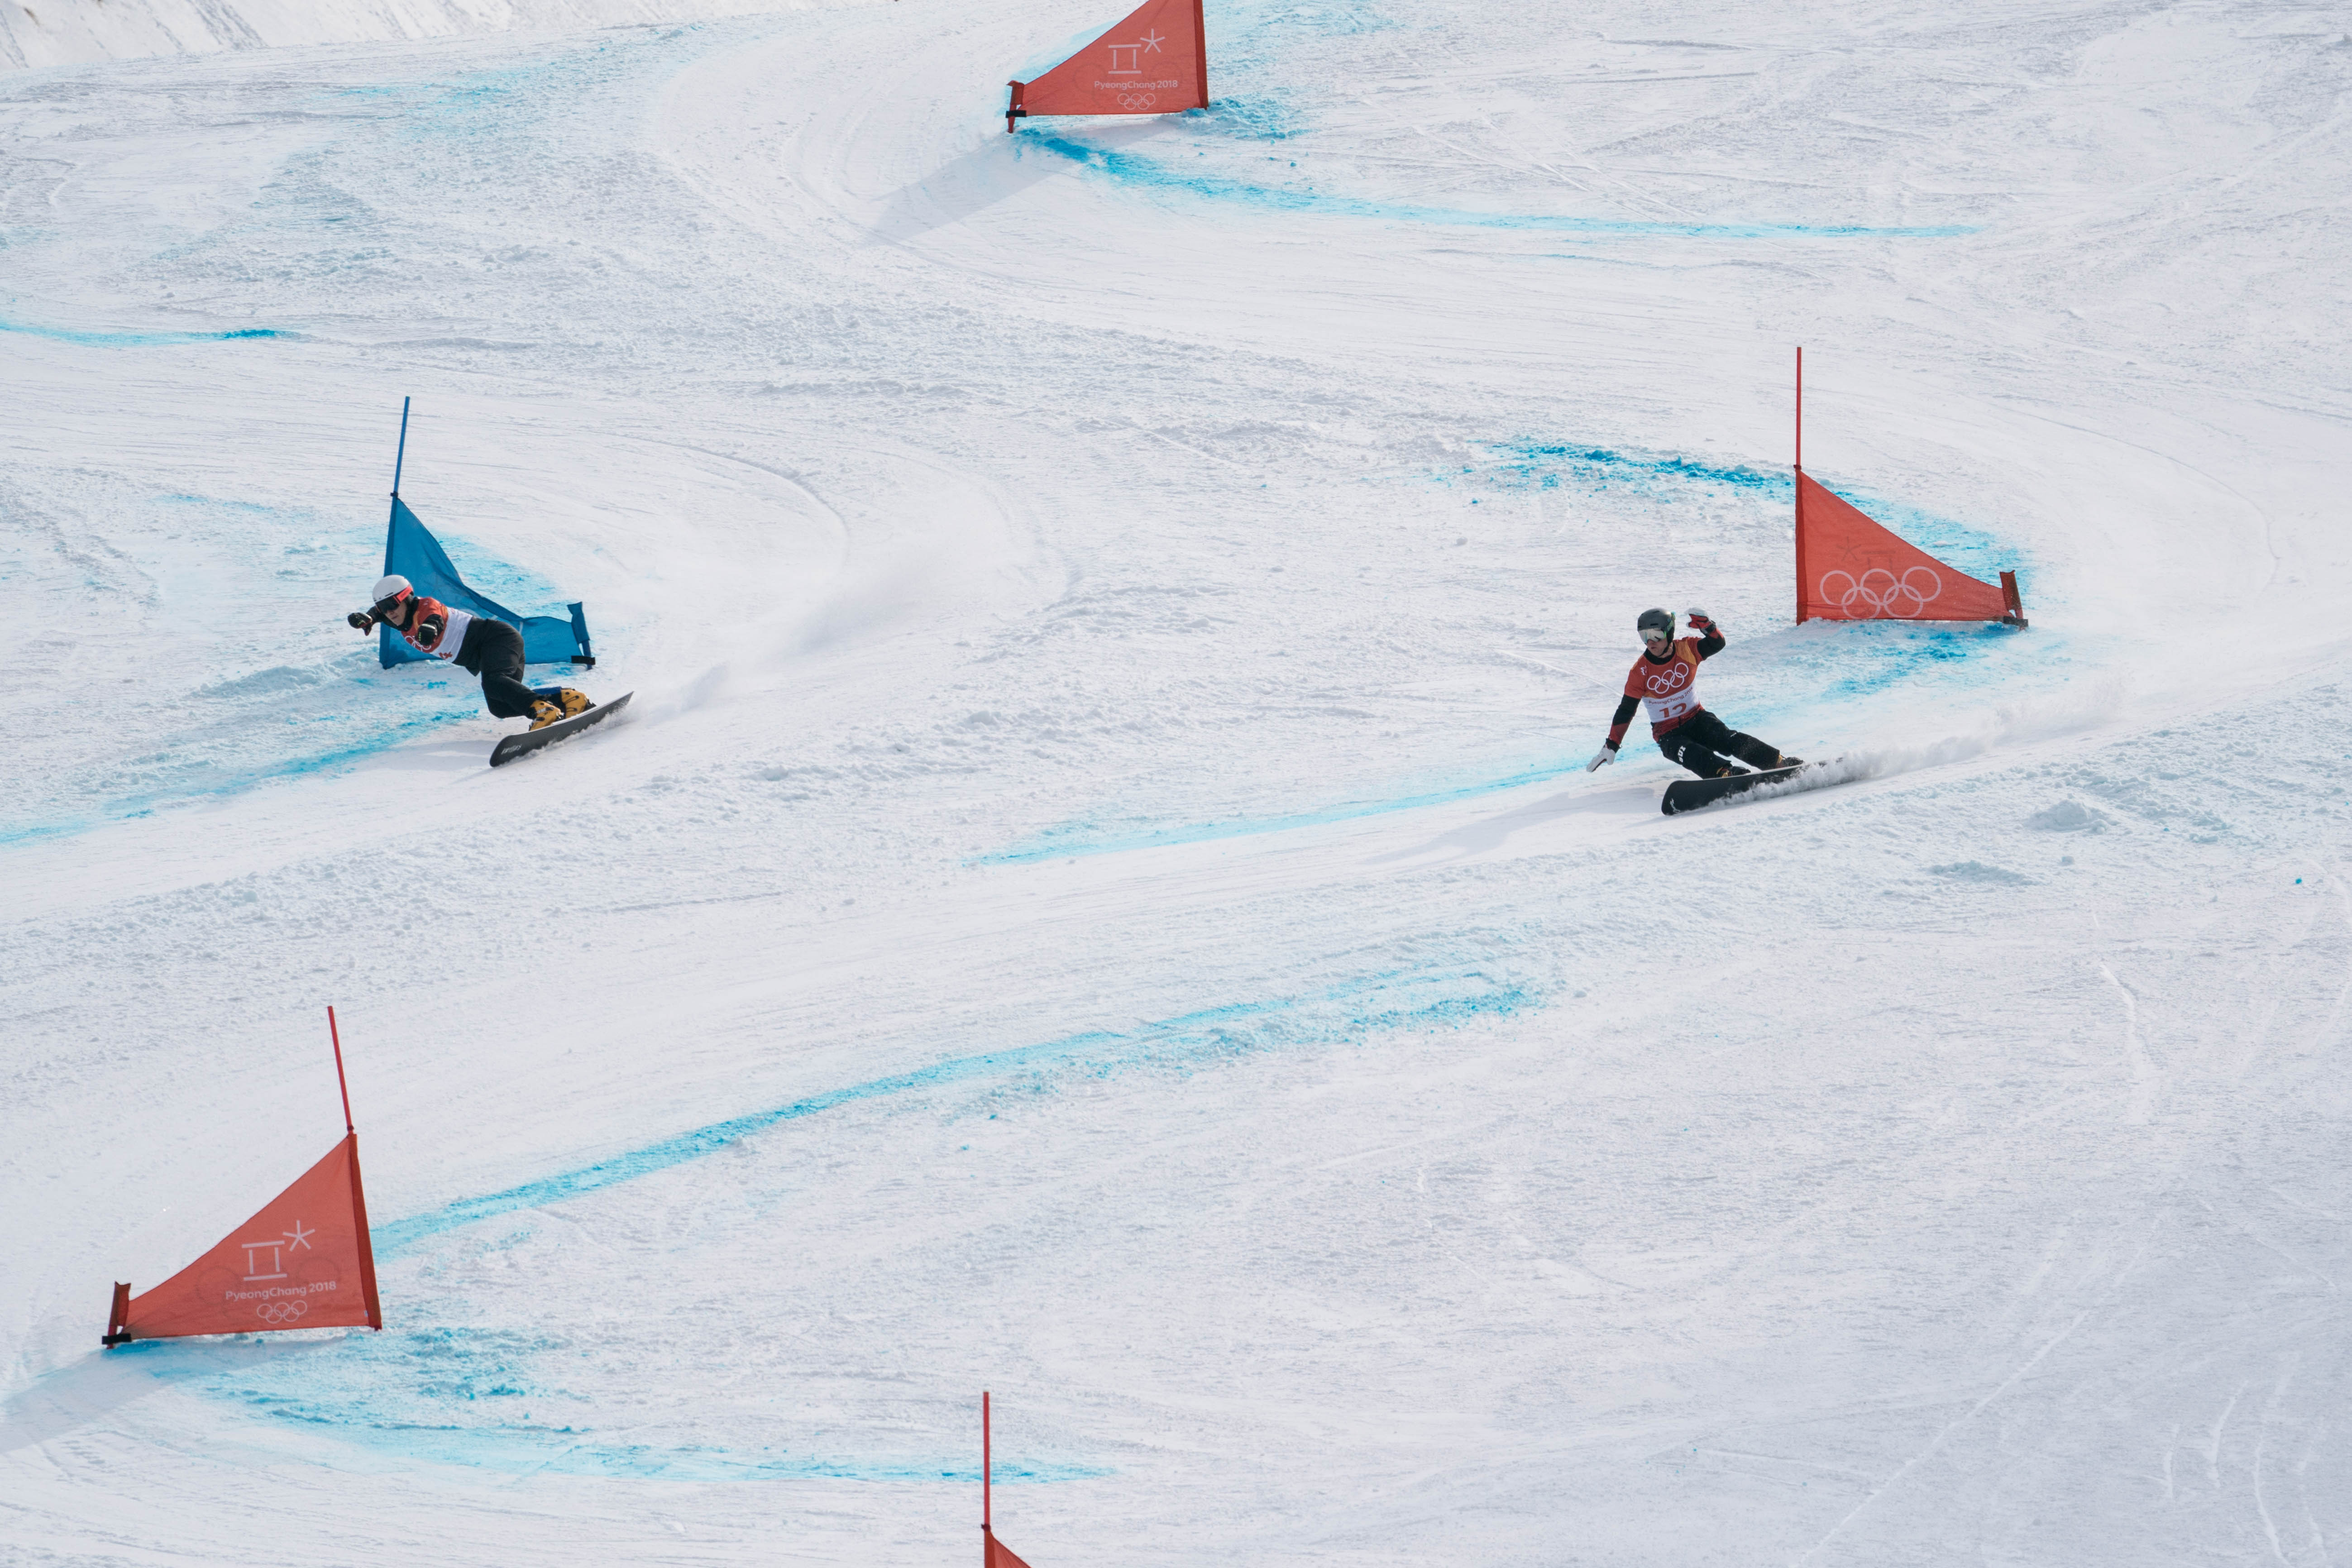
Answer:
[
  {"left": 489, "top": 691, "right": 633, "bottom": 768},
  {"left": 1660, "top": 761, "right": 1805, "bottom": 817}
]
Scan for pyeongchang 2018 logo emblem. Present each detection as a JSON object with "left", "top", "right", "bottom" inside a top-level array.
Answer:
[
  {"left": 1644, "top": 663, "right": 1691, "bottom": 697},
  {"left": 1105, "top": 28, "right": 1165, "bottom": 74},
  {"left": 1820, "top": 566, "right": 1943, "bottom": 617},
  {"left": 1104, "top": 26, "right": 1171, "bottom": 107}
]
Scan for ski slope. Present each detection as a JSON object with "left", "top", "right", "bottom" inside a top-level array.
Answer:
[
  {"left": 4, "top": 1, "right": 2349, "bottom": 1562},
  {"left": 0, "top": 0, "right": 875, "bottom": 72}
]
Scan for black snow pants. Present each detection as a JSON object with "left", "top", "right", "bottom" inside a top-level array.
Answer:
[
  {"left": 454, "top": 619, "right": 544, "bottom": 719},
  {"left": 1656, "top": 708, "right": 1788, "bottom": 779}
]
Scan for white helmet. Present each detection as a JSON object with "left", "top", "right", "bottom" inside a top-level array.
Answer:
[{"left": 371, "top": 574, "right": 413, "bottom": 612}]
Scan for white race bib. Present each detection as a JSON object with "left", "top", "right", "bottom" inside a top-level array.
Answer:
[{"left": 429, "top": 607, "right": 473, "bottom": 660}]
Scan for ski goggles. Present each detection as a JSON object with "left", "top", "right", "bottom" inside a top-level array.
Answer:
[
  {"left": 373, "top": 588, "right": 412, "bottom": 617},
  {"left": 1640, "top": 627, "right": 1673, "bottom": 646}
]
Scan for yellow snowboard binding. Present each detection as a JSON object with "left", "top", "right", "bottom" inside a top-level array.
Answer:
[{"left": 526, "top": 689, "right": 593, "bottom": 731}]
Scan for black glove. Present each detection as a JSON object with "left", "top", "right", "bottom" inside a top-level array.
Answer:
[{"left": 347, "top": 611, "right": 375, "bottom": 631}]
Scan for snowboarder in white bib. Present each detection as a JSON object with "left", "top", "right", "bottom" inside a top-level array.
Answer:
[
  {"left": 1586, "top": 607, "right": 1800, "bottom": 778},
  {"left": 348, "top": 574, "right": 592, "bottom": 732}
]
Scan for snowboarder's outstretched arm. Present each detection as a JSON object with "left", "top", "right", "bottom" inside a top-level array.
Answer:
[
  {"left": 1588, "top": 693, "right": 1641, "bottom": 769},
  {"left": 349, "top": 599, "right": 448, "bottom": 649},
  {"left": 1688, "top": 610, "right": 1725, "bottom": 659}
]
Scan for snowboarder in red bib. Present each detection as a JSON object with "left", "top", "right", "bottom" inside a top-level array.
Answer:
[
  {"left": 348, "top": 575, "right": 592, "bottom": 731},
  {"left": 1586, "top": 607, "right": 1800, "bottom": 778}
]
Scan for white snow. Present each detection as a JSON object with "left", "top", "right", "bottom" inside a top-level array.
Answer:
[
  {"left": 0, "top": 0, "right": 880, "bottom": 72},
  {"left": 5, "top": 1, "right": 2350, "bottom": 1563}
]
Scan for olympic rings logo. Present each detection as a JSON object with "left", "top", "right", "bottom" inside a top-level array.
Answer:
[
  {"left": 1644, "top": 663, "right": 1690, "bottom": 696},
  {"left": 1819, "top": 566, "right": 1943, "bottom": 618},
  {"left": 1116, "top": 92, "right": 1157, "bottom": 110},
  {"left": 257, "top": 1300, "right": 310, "bottom": 1326}
]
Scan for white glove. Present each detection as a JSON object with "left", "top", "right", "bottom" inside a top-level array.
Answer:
[{"left": 1585, "top": 745, "right": 1617, "bottom": 772}]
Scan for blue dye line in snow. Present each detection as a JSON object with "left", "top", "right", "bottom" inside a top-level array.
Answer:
[
  {"left": 1479, "top": 442, "right": 1793, "bottom": 496},
  {"left": 1683, "top": 619, "right": 2036, "bottom": 760},
  {"left": 1777, "top": 621, "right": 2027, "bottom": 709},
  {"left": 0, "top": 704, "right": 468, "bottom": 851},
  {"left": 91, "top": 1339, "right": 1105, "bottom": 1484},
  {"left": 980, "top": 758, "right": 1587, "bottom": 866},
  {"left": 235, "top": 1429, "right": 1106, "bottom": 1484},
  {"left": 184, "top": 703, "right": 472, "bottom": 789},
  {"left": 375, "top": 972, "right": 1531, "bottom": 1254},
  {"left": 65, "top": 970, "right": 1525, "bottom": 1481},
  {"left": 1468, "top": 439, "right": 2032, "bottom": 584},
  {"left": 984, "top": 617, "right": 2031, "bottom": 865},
  {"left": 0, "top": 317, "right": 283, "bottom": 347},
  {"left": 1025, "top": 134, "right": 1976, "bottom": 239}
]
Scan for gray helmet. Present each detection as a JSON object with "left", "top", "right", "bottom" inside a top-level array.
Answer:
[{"left": 1637, "top": 607, "right": 1675, "bottom": 645}]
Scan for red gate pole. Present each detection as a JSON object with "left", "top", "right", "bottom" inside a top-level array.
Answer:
[
  {"left": 103, "top": 1281, "right": 133, "bottom": 1346},
  {"left": 1192, "top": 0, "right": 1210, "bottom": 107},
  {"left": 1793, "top": 346, "right": 1807, "bottom": 624},
  {"left": 328, "top": 1006, "right": 355, "bottom": 1135}
]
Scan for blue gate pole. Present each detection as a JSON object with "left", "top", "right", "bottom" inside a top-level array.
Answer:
[{"left": 390, "top": 396, "right": 411, "bottom": 498}]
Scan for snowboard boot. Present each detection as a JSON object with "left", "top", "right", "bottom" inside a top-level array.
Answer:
[
  {"left": 533, "top": 687, "right": 593, "bottom": 717},
  {"left": 527, "top": 698, "right": 567, "bottom": 731},
  {"left": 1729, "top": 732, "right": 1799, "bottom": 770}
]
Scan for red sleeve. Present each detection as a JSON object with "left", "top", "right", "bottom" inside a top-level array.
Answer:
[
  {"left": 1608, "top": 660, "right": 1645, "bottom": 747},
  {"left": 406, "top": 597, "right": 448, "bottom": 652}
]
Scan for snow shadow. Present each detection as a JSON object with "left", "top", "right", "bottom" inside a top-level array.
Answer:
[{"left": 870, "top": 121, "right": 1161, "bottom": 243}]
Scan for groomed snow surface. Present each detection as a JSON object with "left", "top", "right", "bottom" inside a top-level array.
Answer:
[
  {"left": 0, "top": 0, "right": 870, "bottom": 73},
  {"left": 5, "top": 1, "right": 2350, "bottom": 1562}
]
